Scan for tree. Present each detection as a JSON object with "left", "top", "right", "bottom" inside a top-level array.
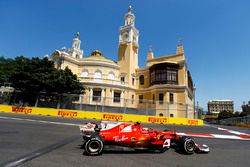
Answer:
[
  {"left": 0, "top": 56, "right": 15, "bottom": 86},
  {"left": 234, "top": 111, "right": 240, "bottom": 117},
  {"left": 218, "top": 111, "right": 234, "bottom": 120},
  {"left": 240, "top": 111, "right": 248, "bottom": 117},
  {"left": 8, "top": 57, "right": 84, "bottom": 94},
  {"left": 1, "top": 56, "right": 84, "bottom": 106}
]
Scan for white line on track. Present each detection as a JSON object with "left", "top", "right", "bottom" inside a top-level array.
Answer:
[
  {"left": 1, "top": 116, "right": 249, "bottom": 140},
  {"left": 2, "top": 135, "right": 79, "bottom": 167},
  {"left": 217, "top": 127, "right": 249, "bottom": 135},
  {"left": 204, "top": 124, "right": 250, "bottom": 136},
  {"left": 0, "top": 116, "right": 80, "bottom": 126},
  {"left": 177, "top": 132, "right": 250, "bottom": 140},
  {"left": 5, "top": 158, "right": 28, "bottom": 167}
]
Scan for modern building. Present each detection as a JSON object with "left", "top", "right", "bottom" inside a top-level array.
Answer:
[
  {"left": 207, "top": 100, "right": 234, "bottom": 114},
  {"left": 50, "top": 6, "right": 195, "bottom": 118}
]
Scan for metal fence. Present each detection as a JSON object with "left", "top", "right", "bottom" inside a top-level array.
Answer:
[
  {"left": 219, "top": 116, "right": 250, "bottom": 125},
  {"left": 0, "top": 91, "right": 195, "bottom": 118}
]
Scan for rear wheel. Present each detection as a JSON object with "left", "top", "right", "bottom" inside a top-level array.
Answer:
[
  {"left": 178, "top": 136, "right": 195, "bottom": 154},
  {"left": 84, "top": 137, "right": 104, "bottom": 155}
]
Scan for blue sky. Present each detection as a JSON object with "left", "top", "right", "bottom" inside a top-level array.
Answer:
[{"left": 0, "top": 0, "right": 249, "bottom": 111}]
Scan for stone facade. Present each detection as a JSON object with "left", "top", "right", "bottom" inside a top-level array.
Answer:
[
  {"left": 207, "top": 100, "right": 234, "bottom": 114},
  {"left": 50, "top": 6, "right": 195, "bottom": 118}
]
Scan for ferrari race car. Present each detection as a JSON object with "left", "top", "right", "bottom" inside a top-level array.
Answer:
[{"left": 79, "top": 121, "right": 209, "bottom": 155}]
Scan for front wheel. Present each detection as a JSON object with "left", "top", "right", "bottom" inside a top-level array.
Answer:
[
  {"left": 178, "top": 136, "right": 195, "bottom": 154},
  {"left": 84, "top": 137, "right": 104, "bottom": 155}
]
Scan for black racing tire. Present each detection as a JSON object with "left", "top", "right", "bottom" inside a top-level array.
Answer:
[
  {"left": 84, "top": 136, "right": 104, "bottom": 155},
  {"left": 178, "top": 136, "right": 195, "bottom": 154}
]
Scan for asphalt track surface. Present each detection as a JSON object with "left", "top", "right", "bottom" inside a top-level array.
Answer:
[{"left": 0, "top": 112, "right": 250, "bottom": 167}]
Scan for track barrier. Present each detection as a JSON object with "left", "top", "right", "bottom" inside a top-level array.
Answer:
[{"left": 0, "top": 105, "right": 203, "bottom": 126}]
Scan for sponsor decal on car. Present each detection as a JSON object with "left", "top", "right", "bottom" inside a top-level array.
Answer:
[
  {"left": 131, "top": 137, "right": 136, "bottom": 142},
  {"left": 163, "top": 139, "right": 170, "bottom": 148},
  {"left": 58, "top": 110, "right": 78, "bottom": 117},
  {"left": 103, "top": 114, "right": 123, "bottom": 121},
  {"left": 188, "top": 119, "right": 198, "bottom": 125},
  {"left": 138, "top": 137, "right": 146, "bottom": 141},
  {"left": 113, "top": 135, "right": 128, "bottom": 142},
  {"left": 157, "top": 135, "right": 161, "bottom": 139},
  {"left": 148, "top": 117, "right": 168, "bottom": 124},
  {"left": 12, "top": 106, "right": 32, "bottom": 114}
]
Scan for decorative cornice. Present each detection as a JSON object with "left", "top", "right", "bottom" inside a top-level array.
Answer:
[
  {"left": 119, "top": 26, "right": 139, "bottom": 35},
  {"left": 62, "top": 54, "right": 120, "bottom": 69},
  {"left": 81, "top": 82, "right": 136, "bottom": 91},
  {"left": 136, "top": 67, "right": 149, "bottom": 72},
  {"left": 147, "top": 53, "right": 184, "bottom": 63},
  {"left": 136, "top": 84, "right": 191, "bottom": 93}
]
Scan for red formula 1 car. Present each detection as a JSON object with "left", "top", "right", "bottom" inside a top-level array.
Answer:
[{"left": 79, "top": 121, "right": 209, "bottom": 155}]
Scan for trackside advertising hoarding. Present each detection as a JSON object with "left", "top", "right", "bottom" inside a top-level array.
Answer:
[{"left": 0, "top": 105, "right": 203, "bottom": 126}]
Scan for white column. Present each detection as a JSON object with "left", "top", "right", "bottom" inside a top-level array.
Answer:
[
  {"left": 111, "top": 89, "right": 114, "bottom": 105},
  {"left": 101, "top": 88, "right": 105, "bottom": 104},
  {"left": 165, "top": 92, "right": 168, "bottom": 103},
  {"left": 89, "top": 88, "right": 93, "bottom": 104},
  {"left": 121, "top": 90, "right": 124, "bottom": 107},
  {"left": 165, "top": 92, "right": 169, "bottom": 117},
  {"left": 79, "top": 94, "right": 83, "bottom": 110},
  {"left": 79, "top": 94, "right": 83, "bottom": 103}
]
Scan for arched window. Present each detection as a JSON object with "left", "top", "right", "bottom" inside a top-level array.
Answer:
[
  {"left": 139, "top": 75, "right": 144, "bottom": 85},
  {"left": 94, "top": 70, "right": 102, "bottom": 82},
  {"left": 122, "top": 32, "right": 129, "bottom": 41},
  {"left": 159, "top": 113, "right": 164, "bottom": 117},
  {"left": 108, "top": 71, "right": 115, "bottom": 80},
  {"left": 81, "top": 69, "right": 88, "bottom": 77}
]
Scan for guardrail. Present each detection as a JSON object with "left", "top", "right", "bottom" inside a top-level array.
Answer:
[
  {"left": 219, "top": 116, "right": 250, "bottom": 125},
  {"left": 0, "top": 91, "right": 196, "bottom": 118}
]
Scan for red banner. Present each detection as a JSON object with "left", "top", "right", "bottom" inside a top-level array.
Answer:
[
  {"left": 12, "top": 106, "right": 32, "bottom": 114},
  {"left": 58, "top": 111, "right": 78, "bottom": 117},
  {"left": 188, "top": 120, "right": 198, "bottom": 125},
  {"left": 103, "top": 114, "right": 123, "bottom": 121},
  {"left": 148, "top": 117, "right": 168, "bottom": 124}
]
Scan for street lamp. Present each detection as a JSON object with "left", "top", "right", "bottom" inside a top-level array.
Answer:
[{"left": 193, "top": 84, "right": 196, "bottom": 119}]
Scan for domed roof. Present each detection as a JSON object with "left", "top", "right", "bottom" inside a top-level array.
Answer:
[
  {"left": 90, "top": 50, "right": 103, "bottom": 57},
  {"left": 83, "top": 50, "right": 118, "bottom": 68}
]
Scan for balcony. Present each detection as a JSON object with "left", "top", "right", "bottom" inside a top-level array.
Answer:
[{"left": 149, "top": 62, "right": 179, "bottom": 86}]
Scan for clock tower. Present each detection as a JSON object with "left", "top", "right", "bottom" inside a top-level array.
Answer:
[{"left": 118, "top": 6, "right": 139, "bottom": 86}]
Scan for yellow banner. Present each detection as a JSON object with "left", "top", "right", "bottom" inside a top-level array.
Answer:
[{"left": 0, "top": 105, "right": 203, "bottom": 126}]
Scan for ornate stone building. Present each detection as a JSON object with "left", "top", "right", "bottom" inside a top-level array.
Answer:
[
  {"left": 207, "top": 100, "right": 234, "bottom": 114},
  {"left": 50, "top": 6, "right": 195, "bottom": 118}
]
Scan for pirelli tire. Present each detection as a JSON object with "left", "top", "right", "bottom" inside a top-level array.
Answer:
[
  {"left": 178, "top": 136, "right": 195, "bottom": 154},
  {"left": 84, "top": 136, "right": 104, "bottom": 156}
]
